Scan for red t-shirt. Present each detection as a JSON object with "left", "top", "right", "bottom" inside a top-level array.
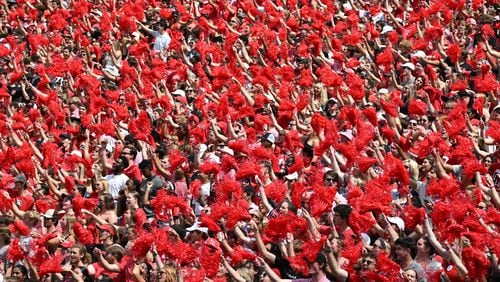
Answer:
[
  {"left": 124, "top": 164, "right": 142, "bottom": 182},
  {"left": 15, "top": 193, "right": 35, "bottom": 211}
]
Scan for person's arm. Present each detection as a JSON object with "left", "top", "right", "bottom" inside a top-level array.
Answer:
[
  {"left": 234, "top": 225, "right": 254, "bottom": 245},
  {"left": 381, "top": 214, "right": 400, "bottom": 243},
  {"left": 446, "top": 245, "right": 469, "bottom": 279},
  {"left": 221, "top": 256, "right": 246, "bottom": 282},
  {"left": 94, "top": 248, "right": 121, "bottom": 272},
  {"left": 256, "top": 257, "right": 290, "bottom": 282},
  {"left": 301, "top": 208, "right": 321, "bottom": 241},
  {"left": 131, "top": 263, "right": 146, "bottom": 282},
  {"left": 232, "top": 78, "right": 255, "bottom": 106},
  {"left": 252, "top": 221, "right": 277, "bottom": 263},
  {"left": 210, "top": 120, "right": 229, "bottom": 143},
  {"left": 256, "top": 177, "right": 274, "bottom": 213},
  {"left": 423, "top": 217, "right": 450, "bottom": 259},
  {"left": 324, "top": 240, "right": 349, "bottom": 282},
  {"left": 329, "top": 147, "right": 346, "bottom": 181},
  {"left": 81, "top": 209, "right": 119, "bottom": 229}
]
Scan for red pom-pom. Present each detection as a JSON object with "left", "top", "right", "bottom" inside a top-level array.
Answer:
[
  {"left": 200, "top": 213, "right": 221, "bottom": 232},
  {"left": 230, "top": 246, "right": 257, "bottom": 266},
  {"left": 408, "top": 99, "right": 427, "bottom": 117},
  {"left": 446, "top": 43, "right": 462, "bottom": 63},
  {"left": 264, "top": 181, "right": 288, "bottom": 204},
  {"left": 7, "top": 239, "right": 24, "bottom": 262},
  {"left": 427, "top": 177, "right": 460, "bottom": 198},
  {"left": 461, "top": 247, "right": 490, "bottom": 278},
  {"left": 348, "top": 211, "right": 376, "bottom": 234},
  {"left": 38, "top": 252, "right": 64, "bottom": 277},
  {"left": 401, "top": 205, "right": 426, "bottom": 230},
  {"left": 199, "top": 161, "right": 221, "bottom": 175},
  {"left": 200, "top": 243, "right": 221, "bottom": 278},
  {"left": 73, "top": 222, "right": 94, "bottom": 244},
  {"left": 486, "top": 120, "right": 500, "bottom": 142},
  {"left": 236, "top": 161, "right": 262, "bottom": 180},
  {"left": 9, "top": 220, "right": 30, "bottom": 236},
  {"left": 132, "top": 232, "right": 154, "bottom": 258}
]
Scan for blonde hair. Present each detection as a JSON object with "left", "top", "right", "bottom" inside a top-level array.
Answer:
[
  {"left": 237, "top": 267, "right": 254, "bottom": 282},
  {"left": 163, "top": 265, "right": 177, "bottom": 282}
]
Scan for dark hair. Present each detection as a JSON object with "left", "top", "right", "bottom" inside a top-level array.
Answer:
[
  {"left": 127, "top": 146, "right": 138, "bottom": 159},
  {"left": 395, "top": 237, "right": 418, "bottom": 258},
  {"left": 13, "top": 264, "right": 28, "bottom": 278},
  {"left": 333, "top": 204, "right": 353, "bottom": 220},
  {"left": 117, "top": 156, "right": 129, "bottom": 170},
  {"left": 102, "top": 193, "right": 115, "bottom": 210},
  {"left": 420, "top": 237, "right": 435, "bottom": 256},
  {"left": 139, "top": 159, "right": 153, "bottom": 170}
]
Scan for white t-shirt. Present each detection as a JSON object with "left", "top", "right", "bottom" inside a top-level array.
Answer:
[{"left": 105, "top": 173, "right": 129, "bottom": 199}]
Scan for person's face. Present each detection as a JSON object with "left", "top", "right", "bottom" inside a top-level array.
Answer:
[
  {"left": 483, "top": 157, "right": 492, "bottom": 167},
  {"left": 279, "top": 202, "right": 289, "bottom": 214},
  {"left": 373, "top": 240, "right": 385, "bottom": 254},
  {"left": 404, "top": 269, "right": 417, "bottom": 282},
  {"left": 333, "top": 213, "right": 343, "bottom": 226},
  {"left": 395, "top": 245, "right": 410, "bottom": 262},
  {"left": 361, "top": 257, "right": 376, "bottom": 271},
  {"left": 121, "top": 148, "right": 133, "bottom": 160},
  {"left": 308, "top": 261, "right": 321, "bottom": 275},
  {"left": 408, "top": 119, "right": 417, "bottom": 130},
  {"left": 100, "top": 229, "right": 111, "bottom": 240},
  {"left": 62, "top": 200, "right": 72, "bottom": 211},
  {"left": 418, "top": 116, "right": 429, "bottom": 127},
  {"left": 43, "top": 217, "right": 54, "bottom": 228},
  {"left": 421, "top": 158, "right": 432, "bottom": 170},
  {"left": 12, "top": 267, "right": 24, "bottom": 281},
  {"left": 324, "top": 174, "right": 336, "bottom": 187},
  {"left": 126, "top": 194, "right": 137, "bottom": 206},
  {"left": 113, "top": 159, "right": 125, "bottom": 172},
  {"left": 70, "top": 248, "right": 82, "bottom": 264},
  {"left": 417, "top": 238, "right": 428, "bottom": 254},
  {"left": 141, "top": 167, "right": 152, "bottom": 178}
]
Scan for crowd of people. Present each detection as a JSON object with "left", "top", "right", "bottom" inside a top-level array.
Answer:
[{"left": 0, "top": 0, "right": 498, "bottom": 281}]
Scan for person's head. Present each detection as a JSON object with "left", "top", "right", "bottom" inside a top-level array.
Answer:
[
  {"left": 113, "top": 156, "right": 128, "bottom": 174},
  {"left": 372, "top": 238, "right": 389, "bottom": 254},
  {"left": 100, "top": 193, "right": 115, "bottom": 211},
  {"left": 98, "top": 224, "right": 115, "bottom": 242},
  {"left": 158, "top": 265, "right": 177, "bottom": 282},
  {"left": 278, "top": 199, "right": 296, "bottom": 215},
  {"left": 323, "top": 171, "right": 339, "bottom": 187},
  {"left": 11, "top": 264, "right": 28, "bottom": 282},
  {"left": 361, "top": 251, "right": 377, "bottom": 272},
  {"left": 421, "top": 157, "right": 434, "bottom": 172},
  {"left": 70, "top": 245, "right": 87, "bottom": 265},
  {"left": 333, "top": 204, "right": 353, "bottom": 225},
  {"left": 94, "top": 179, "right": 109, "bottom": 194},
  {"left": 416, "top": 237, "right": 434, "bottom": 257},
  {"left": 139, "top": 159, "right": 154, "bottom": 178},
  {"left": 395, "top": 237, "right": 418, "bottom": 262},
  {"left": 126, "top": 191, "right": 140, "bottom": 207},
  {"left": 404, "top": 269, "right": 418, "bottom": 282},
  {"left": 104, "top": 244, "right": 125, "bottom": 263},
  {"left": 491, "top": 104, "right": 500, "bottom": 121},
  {"left": 43, "top": 209, "right": 57, "bottom": 228},
  {"left": 307, "top": 252, "right": 328, "bottom": 276},
  {"left": 482, "top": 155, "right": 493, "bottom": 168},
  {"left": 157, "top": 20, "right": 169, "bottom": 32},
  {"left": 25, "top": 211, "right": 40, "bottom": 228},
  {"left": 14, "top": 173, "right": 27, "bottom": 191},
  {"left": 121, "top": 146, "right": 137, "bottom": 162}
]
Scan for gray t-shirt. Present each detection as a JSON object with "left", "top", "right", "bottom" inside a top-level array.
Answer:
[{"left": 405, "top": 260, "right": 426, "bottom": 282}]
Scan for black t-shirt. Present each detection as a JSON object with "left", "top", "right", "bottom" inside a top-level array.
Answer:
[{"left": 274, "top": 257, "right": 299, "bottom": 280}]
